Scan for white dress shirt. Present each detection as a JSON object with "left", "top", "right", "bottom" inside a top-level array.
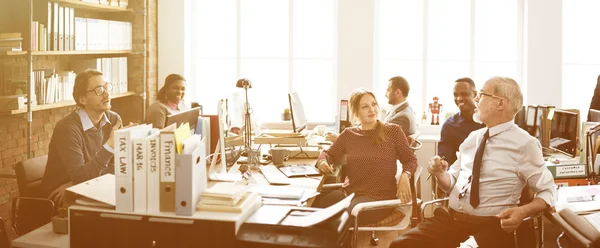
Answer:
[{"left": 446, "top": 120, "right": 557, "bottom": 216}]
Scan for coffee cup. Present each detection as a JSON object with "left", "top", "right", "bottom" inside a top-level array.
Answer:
[
  {"left": 315, "top": 125, "right": 327, "bottom": 136},
  {"left": 271, "top": 148, "right": 291, "bottom": 165}
]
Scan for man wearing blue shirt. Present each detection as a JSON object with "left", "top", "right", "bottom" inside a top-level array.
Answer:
[{"left": 438, "top": 77, "right": 485, "bottom": 165}]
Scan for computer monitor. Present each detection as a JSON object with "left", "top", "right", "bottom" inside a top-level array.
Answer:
[
  {"left": 590, "top": 109, "right": 600, "bottom": 122},
  {"left": 164, "top": 107, "right": 202, "bottom": 133},
  {"left": 288, "top": 92, "right": 307, "bottom": 133},
  {"left": 549, "top": 109, "right": 579, "bottom": 157}
]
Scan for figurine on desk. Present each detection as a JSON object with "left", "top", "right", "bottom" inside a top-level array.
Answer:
[{"left": 429, "top": 96, "right": 443, "bottom": 125}]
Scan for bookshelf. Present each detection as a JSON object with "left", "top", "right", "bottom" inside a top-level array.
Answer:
[{"left": 0, "top": 0, "right": 148, "bottom": 158}]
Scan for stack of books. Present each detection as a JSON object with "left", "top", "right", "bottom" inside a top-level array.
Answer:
[
  {"left": 0, "top": 33, "right": 22, "bottom": 52},
  {"left": 197, "top": 183, "right": 260, "bottom": 213}
]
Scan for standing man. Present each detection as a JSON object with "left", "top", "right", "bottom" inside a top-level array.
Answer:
[
  {"left": 384, "top": 76, "right": 417, "bottom": 136},
  {"left": 389, "top": 76, "right": 557, "bottom": 248},
  {"left": 438, "top": 77, "right": 485, "bottom": 165},
  {"left": 41, "top": 69, "right": 122, "bottom": 204}
]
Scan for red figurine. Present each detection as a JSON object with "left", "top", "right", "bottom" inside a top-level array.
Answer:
[{"left": 429, "top": 96, "right": 443, "bottom": 125}]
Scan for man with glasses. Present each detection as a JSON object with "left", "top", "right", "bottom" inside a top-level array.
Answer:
[
  {"left": 390, "top": 77, "right": 556, "bottom": 248},
  {"left": 438, "top": 77, "right": 485, "bottom": 166},
  {"left": 41, "top": 69, "right": 123, "bottom": 204}
]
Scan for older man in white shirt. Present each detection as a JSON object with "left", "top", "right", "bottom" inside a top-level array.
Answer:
[{"left": 389, "top": 76, "right": 557, "bottom": 248}]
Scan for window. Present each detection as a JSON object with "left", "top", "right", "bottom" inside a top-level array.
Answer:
[
  {"left": 375, "top": 0, "right": 520, "bottom": 118},
  {"left": 189, "top": 0, "right": 336, "bottom": 123},
  {"left": 562, "top": 0, "right": 600, "bottom": 117}
]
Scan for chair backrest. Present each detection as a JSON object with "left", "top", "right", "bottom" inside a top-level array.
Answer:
[
  {"left": 12, "top": 197, "right": 54, "bottom": 236},
  {"left": 407, "top": 130, "right": 422, "bottom": 151},
  {"left": 0, "top": 217, "right": 9, "bottom": 248},
  {"left": 14, "top": 155, "right": 48, "bottom": 198}
]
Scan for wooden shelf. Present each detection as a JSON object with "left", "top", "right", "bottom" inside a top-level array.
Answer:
[
  {"left": 51, "top": 0, "right": 132, "bottom": 13},
  {"left": 1, "top": 91, "right": 137, "bottom": 115},
  {"left": 1, "top": 50, "right": 133, "bottom": 56}
]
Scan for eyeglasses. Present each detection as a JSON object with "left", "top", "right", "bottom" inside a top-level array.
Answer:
[
  {"left": 86, "top": 83, "right": 113, "bottom": 96},
  {"left": 477, "top": 91, "right": 504, "bottom": 101}
]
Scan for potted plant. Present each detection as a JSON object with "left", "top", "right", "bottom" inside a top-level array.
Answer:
[
  {"left": 52, "top": 206, "right": 69, "bottom": 234},
  {"left": 282, "top": 108, "right": 291, "bottom": 121}
]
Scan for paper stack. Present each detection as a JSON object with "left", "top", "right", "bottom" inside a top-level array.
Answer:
[{"left": 197, "top": 183, "right": 261, "bottom": 213}]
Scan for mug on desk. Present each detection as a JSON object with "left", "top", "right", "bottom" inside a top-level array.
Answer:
[{"left": 271, "top": 148, "right": 291, "bottom": 165}]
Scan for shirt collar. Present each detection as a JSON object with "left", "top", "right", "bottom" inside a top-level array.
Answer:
[
  {"left": 77, "top": 109, "right": 110, "bottom": 131},
  {"left": 487, "top": 120, "right": 515, "bottom": 137},
  {"left": 166, "top": 101, "right": 186, "bottom": 111}
]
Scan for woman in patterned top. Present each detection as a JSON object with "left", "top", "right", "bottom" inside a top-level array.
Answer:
[{"left": 314, "top": 88, "right": 418, "bottom": 225}]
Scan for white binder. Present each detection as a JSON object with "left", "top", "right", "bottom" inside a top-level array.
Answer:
[
  {"left": 114, "top": 124, "right": 151, "bottom": 212},
  {"left": 146, "top": 131, "right": 161, "bottom": 212},
  {"left": 175, "top": 135, "right": 207, "bottom": 216}
]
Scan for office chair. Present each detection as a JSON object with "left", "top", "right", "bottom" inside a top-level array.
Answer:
[
  {"left": 0, "top": 217, "right": 9, "bottom": 248},
  {"left": 419, "top": 187, "right": 544, "bottom": 248},
  {"left": 555, "top": 208, "right": 600, "bottom": 248},
  {"left": 12, "top": 155, "right": 55, "bottom": 236}
]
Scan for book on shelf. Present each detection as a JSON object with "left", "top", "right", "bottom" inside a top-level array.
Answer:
[{"left": 197, "top": 192, "right": 261, "bottom": 213}]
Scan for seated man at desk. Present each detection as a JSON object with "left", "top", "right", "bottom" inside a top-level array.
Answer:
[
  {"left": 390, "top": 77, "right": 557, "bottom": 248},
  {"left": 325, "top": 76, "right": 417, "bottom": 143},
  {"left": 41, "top": 69, "right": 123, "bottom": 204},
  {"left": 313, "top": 88, "right": 418, "bottom": 225},
  {"left": 438, "top": 77, "right": 485, "bottom": 165}
]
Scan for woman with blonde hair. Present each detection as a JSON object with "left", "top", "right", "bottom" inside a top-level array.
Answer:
[{"left": 314, "top": 88, "right": 418, "bottom": 225}]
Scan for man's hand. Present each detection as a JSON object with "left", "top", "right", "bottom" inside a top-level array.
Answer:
[
  {"left": 48, "top": 181, "right": 74, "bottom": 206},
  {"left": 397, "top": 172, "right": 411, "bottom": 203},
  {"left": 324, "top": 132, "right": 339, "bottom": 143},
  {"left": 315, "top": 159, "right": 333, "bottom": 174},
  {"left": 427, "top": 155, "right": 448, "bottom": 178},
  {"left": 497, "top": 207, "right": 528, "bottom": 232}
]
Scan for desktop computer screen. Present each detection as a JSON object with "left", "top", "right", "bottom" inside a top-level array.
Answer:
[
  {"left": 164, "top": 107, "right": 202, "bottom": 133},
  {"left": 550, "top": 109, "right": 579, "bottom": 157},
  {"left": 288, "top": 92, "right": 308, "bottom": 133}
]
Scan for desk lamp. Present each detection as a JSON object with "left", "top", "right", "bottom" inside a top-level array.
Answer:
[{"left": 236, "top": 78, "right": 260, "bottom": 171}]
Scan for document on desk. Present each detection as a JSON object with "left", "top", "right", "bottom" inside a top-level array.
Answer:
[
  {"left": 280, "top": 193, "right": 354, "bottom": 227},
  {"left": 65, "top": 174, "right": 115, "bottom": 208},
  {"left": 556, "top": 185, "right": 600, "bottom": 214}
]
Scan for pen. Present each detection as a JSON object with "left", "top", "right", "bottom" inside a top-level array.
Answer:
[{"left": 426, "top": 156, "right": 445, "bottom": 182}]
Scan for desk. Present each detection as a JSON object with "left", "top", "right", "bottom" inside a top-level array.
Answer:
[
  {"left": 11, "top": 223, "right": 68, "bottom": 248},
  {"left": 11, "top": 158, "right": 323, "bottom": 248}
]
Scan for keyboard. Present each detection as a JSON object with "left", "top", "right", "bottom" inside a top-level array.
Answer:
[{"left": 259, "top": 165, "right": 291, "bottom": 185}]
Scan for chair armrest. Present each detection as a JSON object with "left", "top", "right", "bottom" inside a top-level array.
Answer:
[
  {"left": 420, "top": 197, "right": 449, "bottom": 220},
  {"left": 321, "top": 183, "right": 344, "bottom": 190},
  {"left": 351, "top": 199, "right": 403, "bottom": 217}
]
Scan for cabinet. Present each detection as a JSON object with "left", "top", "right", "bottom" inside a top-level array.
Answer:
[{"left": 0, "top": 0, "right": 148, "bottom": 158}]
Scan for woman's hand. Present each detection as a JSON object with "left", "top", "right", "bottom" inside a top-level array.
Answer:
[
  {"left": 324, "top": 132, "right": 339, "bottom": 142},
  {"left": 397, "top": 172, "right": 412, "bottom": 203},
  {"left": 315, "top": 159, "right": 333, "bottom": 174}
]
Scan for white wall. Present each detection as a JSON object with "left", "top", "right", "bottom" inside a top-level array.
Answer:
[
  {"left": 157, "top": 0, "right": 188, "bottom": 90},
  {"left": 336, "top": 1, "right": 376, "bottom": 103},
  {"left": 524, "top": 0, "right": 562, "bottom": 107}
]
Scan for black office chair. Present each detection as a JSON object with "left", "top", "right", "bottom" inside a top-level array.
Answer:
[
  {"left": 555, "top": 208, "right": 600, "bottom": 248},
  {"left": 0, "top": 217, "right": 10, "bottom": 248},
  {"left": 12, "top": 155, "right": 55, "bottom": 236}
]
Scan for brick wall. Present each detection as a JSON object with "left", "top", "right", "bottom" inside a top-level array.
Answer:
[{"left": 0, "top": 0, "right": 158, "bottom": 241}]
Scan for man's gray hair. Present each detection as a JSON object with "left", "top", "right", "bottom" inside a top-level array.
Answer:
[{"left": 489, "top": 76, "right": 523, "bottom": 115}]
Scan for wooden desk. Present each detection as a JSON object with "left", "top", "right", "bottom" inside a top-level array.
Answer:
[
  {"left": 12, "top": 158, "right": 323, "bottom": 248},
  {"left": 11, "top": 223, "right": 68, "bottom": 248}
]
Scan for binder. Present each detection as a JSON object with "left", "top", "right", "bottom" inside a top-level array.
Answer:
[
  {"left": 64, "top": 7, "right": 70, "bottom": 51},
  {"left": 74, "top": 17, "right": 86, "bottom": 50},
  {"left": 146, "top": 131, "right": 161, "bottom": 212},
  {"left": 159, "top": 123, "right": 177, "bottom": 212},
  {"left": 52, "top": 3, "right": 59, "bottom": 51},
  {"left": 175, "top": 135, "right": 207, "bottom": 216},
  {"left": 132, "top": 128, "right": 157, "bottom": 212},
  {"left": 114, "top": 124, "right": 151, "bottom": 212},
  {"left": 69, "top": 7, "right": 74, "bottom": 51},
  {"left": 58, "top": 6, "right": 64, "bottom": 51}
]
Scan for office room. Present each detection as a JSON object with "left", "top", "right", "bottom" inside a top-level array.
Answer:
[{"left": 1, "top": 0, "right": 600, "bottom": 247}]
